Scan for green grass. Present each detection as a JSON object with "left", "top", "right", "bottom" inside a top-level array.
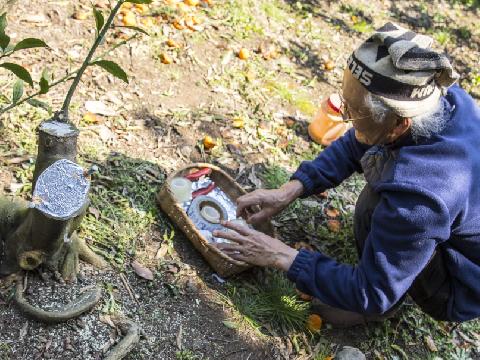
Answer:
[
  {"left": 175, "top": 350, "right": 203, "bottom": 360},
  {"left": 222, "top": 270, "right": 310, "bottom": 335},
  {"left": 80, "top": 153, "right": 165, "bottom": 267},
  {"left": 265, "top": 81, "right": 317, "bottom": 116}
]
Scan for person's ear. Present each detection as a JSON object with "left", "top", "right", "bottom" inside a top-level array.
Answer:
[{"left": 386, "top": 117, "right": 411, "bottom": 142}]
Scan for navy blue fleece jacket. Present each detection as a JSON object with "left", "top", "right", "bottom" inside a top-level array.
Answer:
[{"left": 287, "top": 85, "right": 480, "bottom": 321}]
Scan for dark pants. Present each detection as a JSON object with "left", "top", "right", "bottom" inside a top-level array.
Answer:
[{"left": 354, "top": 185, "right": 451, "bottom": 321}]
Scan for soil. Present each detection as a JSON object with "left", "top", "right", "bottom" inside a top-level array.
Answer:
[{"left": 0, "top": 0, "right": 479, "bottom": 359}]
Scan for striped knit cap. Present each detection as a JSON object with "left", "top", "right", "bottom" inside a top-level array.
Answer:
[{"left": 347, "top": 22, "right": 459, "bottom": 117}]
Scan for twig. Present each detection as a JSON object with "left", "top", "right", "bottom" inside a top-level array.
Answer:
[
  {"left": 119, "top": 273, "right": 139, "bottom": 305},
  {"left": 176, "top": 324, "right": 183, "bottom": 350},
  {"left": 224, "top": 348, "right": 247, "bottom": 358}
]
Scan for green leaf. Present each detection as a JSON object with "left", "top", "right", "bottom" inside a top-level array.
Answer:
[
  {"left": 0, "top": 33, "right": 10, "bottom": 50},
  {"left": 93, "top": 8, "right": 104, "bottom": 35},
  {"left": 12, "top": 79, "right": 23, "bottom": 104},
  {"left": 39, "top": 68, "right": 50, "bottom": 94},
  {"left": 0, "top": 13, "right": 9, "bottom": 50},
  {"left": 13, "top": 38, "right": 48, "bottom": 52},
  {"left": 118, "top": 25, "right": 149, "bottom": 36},
  {"left": 0, "top": 13, "right": 7, "bottom": 34},
  {"left": 26, "top": 98, "right": 51, "bottom": 114},
  {"left": 93, "top": 60, "right": 128, "bottom": 83},
  {"left": 0, "top": 63, "right": 33, "bottom": 86},
  {"left": 126, "top": 0, "right": 153, "bottom": 4}
]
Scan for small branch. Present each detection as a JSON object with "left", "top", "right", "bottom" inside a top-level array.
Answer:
[{"left": 61, "top": 0, "right": 125, "bottom": 119}]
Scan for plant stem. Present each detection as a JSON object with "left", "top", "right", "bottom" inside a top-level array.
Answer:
[
  {"left": 61, "top": 0, "right": 124, "bottom": 120},
  {"left": 0, "top": 33, "right": 138, "bottom": 116}
]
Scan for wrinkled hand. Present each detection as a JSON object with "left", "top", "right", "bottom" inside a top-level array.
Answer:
[
  {"left": 236, "top": 180, "right": 304, "bottom": 224},
  {"left": 213, "top": 221, "right": 298, "bottom": 271}
]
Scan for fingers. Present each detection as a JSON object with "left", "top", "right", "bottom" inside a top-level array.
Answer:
[
  {"left": 220, "top": 221, "right": 252, "bottom": 236},
  {"left": 215, "top": 244, "right": 249, "bottom": 263},
  {"left": 216, "top": 243, "right": 242, "bottom": 252},
  {"left": 247, "top": 208, "right": 274, "bottom": 224},
  {"left": 236, "top": 191, "right": 263, "bottom": 218},
  {"left": 213, "top": 229, "right": 246, "bottom": 244}
]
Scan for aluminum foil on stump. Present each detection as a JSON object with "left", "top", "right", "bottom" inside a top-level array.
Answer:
[{"left": 32, "top": 159, "right": 90, "bottom": 220}]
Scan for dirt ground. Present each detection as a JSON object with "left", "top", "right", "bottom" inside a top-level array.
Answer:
[{"left": 0, "top": 0, "right": 480, "bottom": 359}]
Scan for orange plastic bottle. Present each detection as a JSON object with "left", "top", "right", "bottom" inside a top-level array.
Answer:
[{"left": 308, "top": 94, "right": 349, "bottom": 146}]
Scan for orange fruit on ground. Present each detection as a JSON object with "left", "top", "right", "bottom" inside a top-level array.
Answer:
[
  {"left": 191, "top": 15, "right": 202, "bottom": 25},
  {"left": 238, "top": 48, "right": 250, "bottom": 60},
  {"left": 306, "top": 314, "right": 323, "bottom": 332},
  {"left": 121, "top": 2, "right": 133, "bottom": 9},
  {"left": 160, "top": 53, "right": 173, "bottom": 64},
  {"left": 185, "top": 0, "right": 199, "bottom": 6},
  {"left": 203, "top": 136, "right": 216, "bottom": 150},
  {"left": 135, "top": 4, "right": 149, "bottom": 13},
  {"left": 324, "top": 60, "right": 335, "bottom": 71},
  {"left": 83, "top": 112, "right": 99, "bottom": 124},
  {"left": 173, "top": 19, "right": 185, "bottom": 30},
  {"left": 166, "top": 38, "right": 180, "bottom": 48},
  {"left": 203, "top": 0, "right": 213, "bottom": 5},
  {"left": 122, "top": 11, "right": 137, "bottom": 26}
]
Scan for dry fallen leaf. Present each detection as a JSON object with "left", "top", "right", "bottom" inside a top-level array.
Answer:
[
  {"left": 85, "top": 100, "right": 116, "bottom": 116},
  {"left": 425, "top": 336, "right": 438, "bottom": 352},
  {"left": 156, "top": 244, "right": 170, "bottom": 259},
  {"left": 306, "top": 314, "right": 322, "bottom": 332},
  {"left": 73, "top": 11, "right": 89, "bottom": 20},
  {"left": 88, "top": 206, "right": 101, "bottom": 220},
  {"left": 232, "top": 118, "right": 244, "bottom": 129},
  {"left": 99, "top": 314, "right": 116, "bottom": 328},
  {"left": 131, "top": 260, "right": 154, "bottom": 280},
  {"left": 327, "top": 219, "right": 341, "bottom": 233}
]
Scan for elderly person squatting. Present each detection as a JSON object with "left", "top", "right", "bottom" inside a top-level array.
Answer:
[{"left": 213, "top": 23, "right": 480, "bottom": 325}]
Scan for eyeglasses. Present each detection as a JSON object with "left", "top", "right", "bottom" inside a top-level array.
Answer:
[{"left": 338, "top": 94, "right": 371, "bottom": 123}]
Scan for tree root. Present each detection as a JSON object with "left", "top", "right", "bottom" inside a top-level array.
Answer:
[
  {"left": 61, "top": 233, "right": 108, "bottom": 282},
  {"left": 77, "top": 235, "right": 108, "bottom": 270},
  {"left": 14, "top": 277, "right": 102, "bottom": 323},
  {"left": 104, "top": 316, "right": 141, "bottom": 360}
]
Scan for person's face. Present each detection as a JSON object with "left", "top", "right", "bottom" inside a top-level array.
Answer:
[{"left": 341, "top": 70, "right": 409, "bottom": 145}]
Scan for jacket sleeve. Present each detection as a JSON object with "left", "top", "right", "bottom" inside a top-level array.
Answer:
[
  {"left": 291, "top": 128, "right": 371, "bottom": 197},
  {"left": 286, "top": 184, "right": 451, "bottom": 314}
]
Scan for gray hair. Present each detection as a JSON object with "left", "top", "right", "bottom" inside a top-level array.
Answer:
[{"left": 366, "top": 93, "right": 447, "bottom": 141}]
